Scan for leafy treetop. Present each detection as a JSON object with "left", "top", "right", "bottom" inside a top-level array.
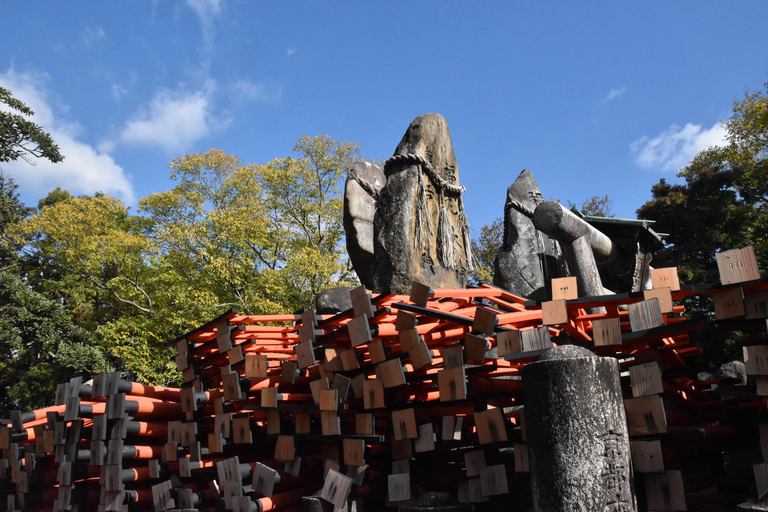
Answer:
[{"left": 0, "top": 87, "right": 64, "bottom": 164}]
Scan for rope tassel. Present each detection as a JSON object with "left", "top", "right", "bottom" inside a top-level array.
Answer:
[
  {"left": 437, "top": 191, "right": 457, "bottom": 269},
  {"left": 459, "top": 203, "right": 474, "bottom": 270},
  {"left": 415, "top": 173, "right": 434, "bottom": 262}
]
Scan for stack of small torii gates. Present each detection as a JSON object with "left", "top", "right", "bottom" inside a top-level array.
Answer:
[{"left": 3, "top": 247, "right": 768, "bottom": 512}]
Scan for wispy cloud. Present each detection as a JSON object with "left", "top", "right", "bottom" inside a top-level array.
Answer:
[
  {"left": 111, "top": 84, "right": 128, "bottom": 102},
  {"left": 108, "top": 86, "right": 220, "bottom": 153},
  {"left": 287, "top": 48, "right": 296, "bottom": 56},
  {"left": 0, "top": 68, "right": 135, "bottom": 204},
  {"left": 82, "top": 26, "right": 106, "bottom": 47},
  {"left": 231, "top": 79, "right": 283, "bottom": 104},
  {"left": 630, "top": 122, "right": 727, "bottom": 172},
  {"left": 599, "top": 86, "right": 627, "bottom": 105},
  {"left": 186, "top": 0, "right": 221, "bottom": 50}
]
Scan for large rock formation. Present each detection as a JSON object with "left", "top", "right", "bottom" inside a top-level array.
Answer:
[
  {"left": 493, "top": 170, "right": 565, "bottom": 300},
  {"left": 343, "top": 161, "right": 386, "bottom": 289},
  {"left": 372, "top": 114, "right": 473, "bottom": 294}
]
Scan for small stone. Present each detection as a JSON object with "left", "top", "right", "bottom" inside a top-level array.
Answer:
[
  {"left": 717, "top": 361, "right": 747, "bottom": 385},
  {"left": 315, "top": 287, "right": 354, "bottom": 315}
]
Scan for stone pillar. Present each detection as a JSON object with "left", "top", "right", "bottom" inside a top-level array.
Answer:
[{"left": 521, "top": 345, "right": 636, "bottom": 512}]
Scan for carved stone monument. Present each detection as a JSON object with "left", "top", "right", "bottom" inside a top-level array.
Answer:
[
  {"left": 493, "top": 170, "right": 565, "bottom": 300},
  {"left": 371, "top": 114, "right": 473, "bottom": 294},
  {"left": 522, "top": 345, "right": 637, "bottom": 511}
]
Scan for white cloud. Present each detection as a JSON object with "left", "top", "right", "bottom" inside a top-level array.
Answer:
[
  {"left": 186, "top": 0, "right": 221, "bottom": 21},
  {"left": 186, "top": 0, "right": 221, "bottom": 49},
  {"left": 630, "top": 122, "right": 728, "bottom": 172},
  {"left": 287, "top": 48, "right": 296, "bottom": 56},
  {"left": 600, "top": 86, "right": 627, "bottom": 105},
  {"left": 82, "top": 26, "right": 106, "bottom": 47},
  {"left": 112, "top": 88, "right": 215, "bottom": 153},
  {"left": 111, "top": 84, "right": 128, "bottom": 102},
  {"left": 231, "top": 80, "right": 283, "bottom": 104},
  {"left": 0, "top": 68, "right": 135, "bottom": 204}
]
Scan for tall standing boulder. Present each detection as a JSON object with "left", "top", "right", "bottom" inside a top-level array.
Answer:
[
  {"left": 343, "top": 161, "right": 386, "bottom": 289},
  {"left": 493, "top": 169, "right": 565, "bottom": 300},
  {"left": 372, "top": 114, "right": 473, "bottom": 294}
]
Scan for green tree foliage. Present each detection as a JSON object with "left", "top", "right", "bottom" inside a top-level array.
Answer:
[
  {"left": 12, "top": 193, "right": 182, "bottom": 383},
  {"left": 637, "top": 79, "right": 768, "bottom": 283},
  {"left": 568, "top": 194, "right": 614, "bottom": 217},
  {"left": 0, "top": 172, "right": 34, "bottom": 269},
  {"left": 10, "top": 135, "right": 360, "bottom": 389},
  {"left": 0, "top": 270, "right": 111, "bottom": 415},
  {"left": 469, "top": 217, "right": 504, "bottom": 285},
  {"left": 0, "top": 87, "right": 63, "bottom": 164},
  {"left": 140, "top": 135, "right": 360, "bottom": 315}
]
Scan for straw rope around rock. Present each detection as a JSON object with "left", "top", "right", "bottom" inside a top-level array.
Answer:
[{"left": 383, "top": 153, "right": 473, "bottom": 271}]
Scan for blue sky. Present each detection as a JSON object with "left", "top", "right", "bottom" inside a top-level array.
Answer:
[{"left": 1, "top": 2, "right": 767, "bottom": 232}]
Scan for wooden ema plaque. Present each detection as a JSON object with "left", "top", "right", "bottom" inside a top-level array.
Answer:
[
  {"left": 745, "top": 290, "right": 768, "bottom": 319},
  {"left": 629, "top": 362, "right": 664, "bottom": 397},
  {"left": 625, "top": 395, "right": 667, "bottom": 436},
  {"left": 551, "top": 276, "right": 578, "bottom": 300},
  {"left": 475, "top": 408, "right": 508, "bottom": 445},
  {"left": 542, "top": 299, "right": 568, "bottom": 326},
  {"left": 628, "top": 298, "right": 664, "bottom": 331},
  {"left": 716, "top": 246, "right": 760, "bottom": 285},
  {"left": 713, "top": 287, "right": 745, "bottom": 320},
  {"left": 643, "top": 287, "right": 674, "bottom": 314},
  {"left": 592, "top": 317, "right": 622, "bottom": 347},
  {"left": 645, "top": 471, "right": 686, "bottom": 511},
  {"left": 744, "top": 345, "right": 768, "bottom": 376},
  {"left": 651, "top": 267, "right": 681, "bottom": 291},
  {"left": 350, "top": 286, "right": 376, "bottom": 319},
  {"left": 630, "top": 439, "right": 664, "bottom": 473}
]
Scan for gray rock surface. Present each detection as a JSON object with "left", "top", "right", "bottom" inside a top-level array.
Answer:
[
  {"left": 372, "top": 114, "right": 471, "bottom": 294},
  {"left": 717, "top": 360, "right": 748, "bottom": 385},
  {"left": 521, "top": 345, "right": 637, "bottom": 511},
  {"left": 315, "top": 287, "right": 354, "bottom": 315},
  {"left": 343, "top": 161, "right": 386, "bottom": 289},
  {"left": 399, "top": 492, "right": 471, "bottom": 512},
  {"left": 493, "top": 170, "right": 564, "bottom": 300}
]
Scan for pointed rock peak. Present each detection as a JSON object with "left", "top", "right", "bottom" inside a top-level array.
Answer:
[
  {"left": 392, "top": 114, "right": 458, "bottom": 184},
  {"left": 507, "top": 168, "right": 545, "bottom": 207}
]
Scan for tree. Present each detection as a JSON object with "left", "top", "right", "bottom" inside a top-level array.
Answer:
[
  {"left": 569, "top": 194, "right": 614, "bottom": 217},
  {"left": 0, "top": 270, "right": 111, "bottom": 415},
  {"left": 469, "top": 217, "right": 504, "bottom": 285},
  {"left": 0, "top": 172, "right": 34, "bottom": 269},
  {"left": 0, "top": 87, "right": 63, "bottom": 164},
  {"left": 11, "top": 135, "right": 362, "bottom": 389},
  {"left": 13, "top": 193, "right": 196, "bottom": 384},
  {"left": 140, "top": 135, "right": 360, "bottom": 315},
  {"left": 638, "top": 79, "right": 768, "bottom": 283}
]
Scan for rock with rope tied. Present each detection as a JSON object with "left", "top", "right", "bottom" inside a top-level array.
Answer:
[
  {"left": 371, "top": 113, "right": 474, "bottom": 294},
  {"left": 344, "top": 160, "right": 386, "bottom": 289},
  {"left": 494, "top": 169, "right": 566, "bottom": 300}
]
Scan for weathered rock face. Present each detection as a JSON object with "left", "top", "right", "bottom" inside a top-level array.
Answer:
[
  {"left": 372, "top": 114, "right": 472, "bottom": 294},
  {"left": 314, "top": 287, "right": 354, "bottom": 315},
  {"left": 522, "top": 345, "right": 637, "bottom": 511},
  {"left": 493, "top": 169, "right": 564, "bottom": 300},
  {"left": 343, "top": 161, "right": 386, "bottom": 289}
]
